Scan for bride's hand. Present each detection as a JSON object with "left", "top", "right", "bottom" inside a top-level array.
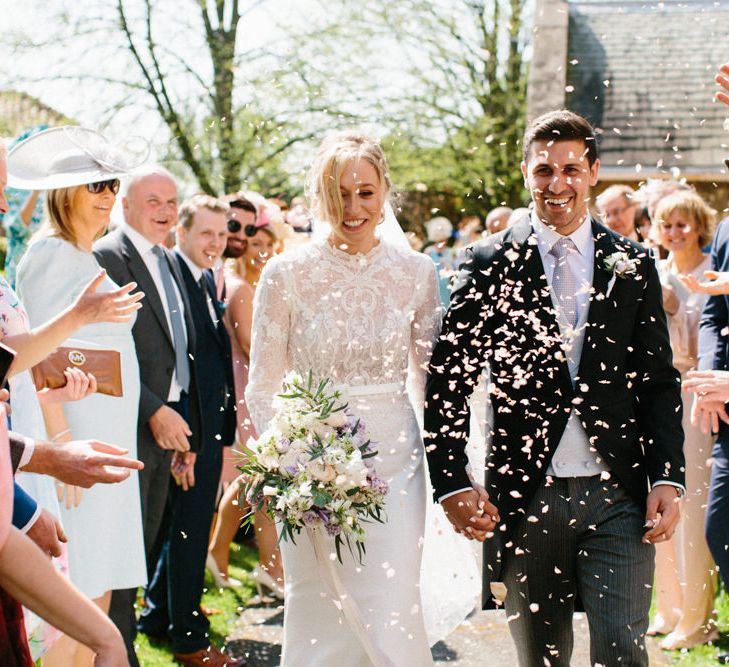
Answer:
[{"left": 441, "top": 487, "right": 499, "bottom": 542}]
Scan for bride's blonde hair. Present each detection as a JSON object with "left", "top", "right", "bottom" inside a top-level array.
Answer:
[{"left": 306, "top": 131, "right": 392, "bottom": 227}]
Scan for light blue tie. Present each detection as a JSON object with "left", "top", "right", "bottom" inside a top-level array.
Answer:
[
  {"left": 549, "top": 237, "right": 579, "bottom": 328},
  {"left": 151, "top": 246, "right": 190, "bottom": 392}
]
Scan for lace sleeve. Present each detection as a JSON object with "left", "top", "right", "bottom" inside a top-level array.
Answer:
[
  {"left": 408, "top": 257, "right": 443, "bottom": 411},
  {"left": 244, "top": 257, "right": 291, "bottom": 434}
]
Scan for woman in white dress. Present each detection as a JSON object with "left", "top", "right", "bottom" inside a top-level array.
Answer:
[
  {"left": 12, "top": 128, "right": 147, "bottom": 667},
  {"left": 246, "top": 132, "right": 475, "bottom": 667}
]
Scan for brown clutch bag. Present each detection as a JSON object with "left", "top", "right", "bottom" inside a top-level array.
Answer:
[{"left": 31, "top": 347, "right": 123, "bottom": 397}]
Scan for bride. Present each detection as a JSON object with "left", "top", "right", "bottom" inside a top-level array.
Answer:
[{"left": 245, "top": 132, "right": 476, "bottom": 666}]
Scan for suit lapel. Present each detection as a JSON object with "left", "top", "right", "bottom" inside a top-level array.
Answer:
[
  {"left": 576, "top": 219, "right": 622, "bottom": 380},
  {"left": 121, "top": 232, "right": 174, "bottom": 349},
  {"left": 509, "top": 218, "right": 573, "bottom": 388},
  {"left": 175, "top": 254, "right": 221, "bottom": 347}
]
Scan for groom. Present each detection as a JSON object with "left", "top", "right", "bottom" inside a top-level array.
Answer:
[{"left": 425, "top": 110, "right": 685, "bottom": 666}]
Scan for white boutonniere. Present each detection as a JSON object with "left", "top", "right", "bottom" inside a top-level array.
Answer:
[{"left": 603, "top": 251, "right": 639, "bottom": 297}]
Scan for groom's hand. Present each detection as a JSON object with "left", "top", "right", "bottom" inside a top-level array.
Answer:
[
  {"left": 643, "top": 485, "right": 681, "bottom": 544},
  {"left": 441, "top": 486, "right": 499, "bottom": 542}
]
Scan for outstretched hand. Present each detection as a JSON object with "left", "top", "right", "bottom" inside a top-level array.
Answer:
[
  {"left": 72, "top": 270, "right": 144, "bottom": 326},
  {"left": 441, "top": 485, "right": 499, "bottom": 542},
  {"left": 26, "top": 439, "right": 144, "bottom": 487},
  {"left": 678, "top": 270, "right": 729, "bottom": 296}
]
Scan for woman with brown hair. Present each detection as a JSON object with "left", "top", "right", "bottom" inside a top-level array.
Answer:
[{"left": 207, "top": 196, "right": 284, "bottom": 596}]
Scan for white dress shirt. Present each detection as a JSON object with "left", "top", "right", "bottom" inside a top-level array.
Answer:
[{"left": 123, "top": 223, "right": 187, "bottom": 402}]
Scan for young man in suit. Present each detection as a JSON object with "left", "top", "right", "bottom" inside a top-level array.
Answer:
[
  {"left": 425, "top": 110, "right": 685, "bottom": 666},
  {"left": 138, "top": 194, "right": 241, "bottom": 667},
  {"left": 93, "top": 166, "right": 203, "bottom": 667}
]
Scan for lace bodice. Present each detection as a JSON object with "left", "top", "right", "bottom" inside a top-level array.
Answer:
[{"left": 245, "top": 240, "right": 442, "bottom": 432}]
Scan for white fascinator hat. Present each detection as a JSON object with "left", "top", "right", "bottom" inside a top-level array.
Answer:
[{"left": 7, "top": 125, "right": 148, "bottom": 190}]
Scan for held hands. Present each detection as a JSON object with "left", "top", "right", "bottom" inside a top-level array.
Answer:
[
  {"left": 37, "top": 367, "right": 97, "bottom": 404},
  {"left": 678, "top": 270, "right": 729, "bottom": 296},
  {"left": 71, "top": 270, "right": 144, "bottom": 326},
  {"left": 149, "top": 405, "right": 191, "bottom": 452},
  {"left": 171, "top": 451, "right": 196, "bottom": 491},
  {"left": 441, "top": 484, "right": 500, "bottom": 542},
  {"left": 643, "top": 485, "right": 682, "bottom": 544}
]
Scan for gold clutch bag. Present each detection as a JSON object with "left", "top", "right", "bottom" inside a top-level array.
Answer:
[{"left": 32, "top": 346, "right": 123, "bottom": 398}]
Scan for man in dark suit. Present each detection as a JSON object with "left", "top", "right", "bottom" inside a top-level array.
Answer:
[
  {"left": 138, "top": 194, "right": 241, "bottom": 667},
  {"left": 93, "top": 166, "right": 203, "bottom": 667},
  {"left": 425, "top": 110, "right": 685, "bottom": 666}
]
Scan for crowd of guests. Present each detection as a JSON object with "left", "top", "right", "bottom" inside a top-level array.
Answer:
[
  {"left": 4, "top": 66, "right": 729, "bottom": 667},
  {"left": 0, "top": 127, "right": 316, "bottom": 666}
]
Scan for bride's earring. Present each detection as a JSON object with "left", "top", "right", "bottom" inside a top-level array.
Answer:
[{"left": 377, "top": 210, "right": 385, "bottom": 225}]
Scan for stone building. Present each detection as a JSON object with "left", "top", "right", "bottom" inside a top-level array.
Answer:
[
  {"left": 0, "top": 90, "right": 70, "bottom": 138},
  {"left": 528, "top": 0, "right": 729, "bottom": 210}
]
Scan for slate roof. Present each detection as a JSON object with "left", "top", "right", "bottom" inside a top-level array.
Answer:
[{"left": 566, "top": 0, "right": 729, "bottom": 178}]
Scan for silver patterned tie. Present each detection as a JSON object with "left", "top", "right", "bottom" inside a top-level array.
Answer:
[
  {"left": 549, "top": 237, "right": 578, "bottom": 328},
  {"left": 151, "top": 246, "right": 191, "bottom": 392}
]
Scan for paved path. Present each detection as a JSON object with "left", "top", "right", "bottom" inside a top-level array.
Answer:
[{"left": 228, "top": 597, "right": 671, "bottom": 666}]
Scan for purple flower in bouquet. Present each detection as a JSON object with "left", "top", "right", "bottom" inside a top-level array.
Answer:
[
  {"left": 325, "top": 522, "right": 343, "bottom": 537},
  {"left": 369, "top": 476, "right": 389, "bottom": 495},
  {"left": 302, "top": 511, "right": 319, "bottom": 527}
]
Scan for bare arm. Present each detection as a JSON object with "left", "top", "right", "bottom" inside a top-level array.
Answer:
[
  {"left": 5, "top": 271, "right": 142, "bottom": 376},
  {"left": 227, "top": 281, "right": 254, "bottom": 358},
  {"left": 0, "top": 527, "right": 127, "bottom": 665},
  {"left": 18, "top": 191, "right": 40, "bottom": 227}
]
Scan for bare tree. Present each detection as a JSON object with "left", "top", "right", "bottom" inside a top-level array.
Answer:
[
  {"left": 2, "top": 0, "right": 366, "bottom": 195},
  {"left": 362, "top": 0, "right": 531, "bottom": 217}
]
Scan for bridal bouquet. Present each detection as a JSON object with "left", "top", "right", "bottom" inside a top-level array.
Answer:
[{"left": 240, "top": 371, "right": 388, "bottom": 563}]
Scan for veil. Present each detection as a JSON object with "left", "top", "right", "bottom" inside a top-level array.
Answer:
[
  {"left": 379, "top": 202, "right": 412, "bottom": 250},
  {"left": 311, "top": 202, "right": 413, "bottom": 251}
]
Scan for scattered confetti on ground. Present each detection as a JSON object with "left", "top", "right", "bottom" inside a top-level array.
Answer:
[{"left": 228, "top": 602, "right": 671, "bottom": 666}]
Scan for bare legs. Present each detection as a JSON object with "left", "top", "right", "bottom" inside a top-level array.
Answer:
[{"left": 209, "top": 477, "right": 283, "bottom": 585}]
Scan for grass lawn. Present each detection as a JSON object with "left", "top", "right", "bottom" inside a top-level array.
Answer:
[{"left": 135, "top": 543, "right": 259, "bottom": 666}]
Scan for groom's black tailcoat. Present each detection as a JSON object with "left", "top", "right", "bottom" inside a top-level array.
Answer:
[{"left": 424, "top": 217, "right": 684, "bottom": 607}]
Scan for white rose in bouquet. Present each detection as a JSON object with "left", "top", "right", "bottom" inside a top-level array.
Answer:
[
  {"left": 323, "top": 410, "right": 348, "bottom": 428},
  {"left": 308, "top": 459, "right": 337, "bottom": 482}
]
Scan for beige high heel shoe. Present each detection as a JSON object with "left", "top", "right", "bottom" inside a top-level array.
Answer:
[
  {"left": 206, "top": 552, "right": 242, "bottom": 589},
  {"left": 249, "top": 566, "right": 284, "bottom": 600}
]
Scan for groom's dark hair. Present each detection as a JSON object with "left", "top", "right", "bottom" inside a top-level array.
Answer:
[{"left": 522, "top": 110, "right": 598, "bottom": 167}]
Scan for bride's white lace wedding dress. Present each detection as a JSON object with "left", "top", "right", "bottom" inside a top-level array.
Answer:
[{"left": 246, "top": 238, "right": 478, "bottom": 667}]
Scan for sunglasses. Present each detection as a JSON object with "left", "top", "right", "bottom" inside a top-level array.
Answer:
[
  {"left": 227, "top": 218, "right": 259, "bottom": 237},
  {"left": 86, "top": 179, "right": 120, "bottom": 195}
]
